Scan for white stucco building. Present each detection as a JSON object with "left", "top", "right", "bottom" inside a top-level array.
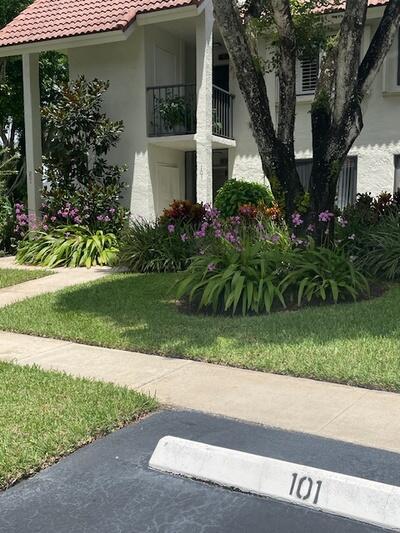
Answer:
[{"left": 0, "top": 0, "right": 398, "bottom": 218}]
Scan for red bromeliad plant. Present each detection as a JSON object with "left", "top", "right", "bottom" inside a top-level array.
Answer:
[{"left": 160, "top": 200, "right": 206, "bottom": 226}]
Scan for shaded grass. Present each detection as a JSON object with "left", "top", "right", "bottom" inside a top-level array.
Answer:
[
  {"left": 0, "top": 268, "right": 51, "bottom": 289},
  {"left": 0, "top": 273, "right": 399, "bottom": 392},
  {"left": 0, "top": 361, "right": 157, "bottom": 489}
]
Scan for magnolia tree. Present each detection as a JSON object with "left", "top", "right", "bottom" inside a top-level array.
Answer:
[
  {"left": 0, "top": 0, "right": 67, "bottom": 197},
  {"left": 212, "top": 0, "right": 400, "bottom": 239}
]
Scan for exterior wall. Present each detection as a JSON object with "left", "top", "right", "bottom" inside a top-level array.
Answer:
[
  {"left": 230, "top": 42, "right": 276, "bottom": 186},
  {"left": 229, "top": 20, "right": 400, "bottom": 197},
  {"left": 68, "top": 29, "right": 153, "bottom": 218},
  {"left": 294, "top": 23, "right": 400, "bottom": 196},
  {"left": 68, "top": 25, "right": 188, "bottom": 219},
  {"left": 67, "top": 8, "right": 399, "bottom": 216}
]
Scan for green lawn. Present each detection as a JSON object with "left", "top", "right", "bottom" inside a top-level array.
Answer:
[
  {"left": 0, "top": 361, "right": 157, "bottom": 489},
  {"left": 0, "top": 273, "right": 399, "bottom": 392},
  {"left": 0, "top": 268, "right": 51, "bottom": 288}
]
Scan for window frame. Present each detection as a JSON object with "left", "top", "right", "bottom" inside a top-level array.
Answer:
[{"left": 296, "top": 54, "right": 320, "bottom": 97}]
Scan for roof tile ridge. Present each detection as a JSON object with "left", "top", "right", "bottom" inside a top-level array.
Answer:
[
  {"left": 0, "top": 0, "right": 48, "bottom": 31},
  {"left": 116, "top": 6, "right": 139, "bottom": 30}
]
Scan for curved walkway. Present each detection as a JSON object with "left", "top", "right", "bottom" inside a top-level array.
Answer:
[{"left": 0, "top": 256, "right": 112, "bottom": 306}]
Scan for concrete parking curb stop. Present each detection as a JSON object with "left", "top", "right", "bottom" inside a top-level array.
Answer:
[{"left": 150, "top": 436, "right": 400, "bottom": 531}]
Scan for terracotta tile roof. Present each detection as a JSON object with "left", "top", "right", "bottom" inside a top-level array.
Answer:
[
  {"left": 0, "top": 0, "right": 198, "bottom": 48},
  {"left": 0, "top": 0, "right": 389, "bottom": 49},
  {"left": 315, "top": 0, "right": 388, "bottom": 13}
]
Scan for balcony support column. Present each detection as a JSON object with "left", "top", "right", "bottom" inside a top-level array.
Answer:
[
  {"left": 196, "top": 0, "right": 213, "bottom": 204},
  {"left": 23, "top": 53, "right": 42, "bottom": 219}
]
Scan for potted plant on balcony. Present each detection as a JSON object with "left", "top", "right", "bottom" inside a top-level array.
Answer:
[{"left": 158, "top": 94, "right": 190, "bottom": 133}]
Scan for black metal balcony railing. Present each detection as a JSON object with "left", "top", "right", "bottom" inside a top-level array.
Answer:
[
  {"left": 212, "top": 85, "right": 234, "bottom": 139},
  {"left": 147, "top": 83, "right": 234, "bottom": 139},
  {"left": 147, "top": 83, "right": 196, "bottom": 137}
]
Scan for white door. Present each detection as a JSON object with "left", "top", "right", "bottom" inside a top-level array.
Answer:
[
  {"left": 155, "top": 164, "right": 182, "bottom": 215},
  {"left": 154, "top": 46, "right": 177, "bottom": 86}
]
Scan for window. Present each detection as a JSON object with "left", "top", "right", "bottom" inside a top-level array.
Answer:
[
  {"left": 394, "top": 155, "right": 400, "bottom": 192},
  {"left": 296, "top": 160, "right": 313, "bottom": 191},
  {"left": 295, "top": 157, "right": 357, "bottom": 209},
  {"left": 383, "top": 28, "right": 400, "bottom": 92},
  {"left": 296, "top": 56, "right": 319, "bottom": 95}
]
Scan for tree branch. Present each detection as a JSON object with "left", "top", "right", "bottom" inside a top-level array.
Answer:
[
  {"left": 269, "top": 0, "right": 297, "bottom": 147},
  {"left": 332, "top": 0, "right": 368, "bottom": 124},
  {"left": 358, "top": 0, "right": 400, "bottom": 98},
  {"left": 213, "top": 0, "right": 278, "bottom": 176}
]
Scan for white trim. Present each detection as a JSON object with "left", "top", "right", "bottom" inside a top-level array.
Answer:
[
  {"left": 150, "top": 437, "right": 400, "bottom": 532},
  {"left": 211, "top": 134, "right": 236, "bottom": 148}
]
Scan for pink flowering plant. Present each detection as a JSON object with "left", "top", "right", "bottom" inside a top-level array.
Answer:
[
  {"left": 173, "top": 200, "right": 370, "bottom": 315},
  {"left": 118, "top": 199, "right": 291, "bottom": 273}
]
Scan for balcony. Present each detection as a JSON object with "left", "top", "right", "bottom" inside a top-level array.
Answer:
[{"left": 147, "top": 83, "right": 234, "bottom": 139}]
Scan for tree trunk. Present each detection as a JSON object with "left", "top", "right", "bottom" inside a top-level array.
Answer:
[
  {"left": 271, "top": 140, "right": 303, "bottom": 216},
  {"left": 214, "top": 0, "right": 400, "bottom": 240},
  {"left": 212, "top": 0, "right": 303, "bottom": 218}
]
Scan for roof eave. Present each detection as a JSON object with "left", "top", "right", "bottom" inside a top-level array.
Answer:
[
  {"left": 0, "top": 26, "right": 130, "bottom": 58},
  {"left": 0, "top": 2, "right": 201, "bottom": 57}
]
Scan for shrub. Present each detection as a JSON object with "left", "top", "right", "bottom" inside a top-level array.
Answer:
[
  {"left": 118, "top": 218, "right": 197, "bottom": 273},
  {"left": 356, "top": 213, "right": 400, "bottom": 280},
  {"left": 119, "top": 200, "right": 291, "bottom": 275},
  {"left": 0, "top": 181, "right": 12, "bottom": 251},
  {"left": 340, "top": 191, "right": 400, "bottom": 236},
  {"left": 214, "top": 179, "right": 274, "bottom": 218},
  {"left": 16, "top": 225, "right": 118, "bottom": 268},
  {"left": 41, "top": 77, "right": 128, "bottom": 234},
  {"left": 281, "top": 246, "right": 369, "bottom": 305},
  {"left": 0, "top": 148, "right": 19, "bottom": 251}
]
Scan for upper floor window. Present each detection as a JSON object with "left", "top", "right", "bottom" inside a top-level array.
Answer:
[
  {"left": 295, "top": 157, "right": 357, "bottom": 209},
  {"left": 296, "top": 55, "right": 319, "bottom": 96},
  {"left": 383, "top": 27, "right": 400, "bottom": 93}
]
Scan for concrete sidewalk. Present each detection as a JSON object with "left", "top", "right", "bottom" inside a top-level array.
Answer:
[
  {"left": 0, "top": 256, "right": 111, "bottom": 306},
  {"left": 0, "top": 330, "right": 399, "bottom": 454}
]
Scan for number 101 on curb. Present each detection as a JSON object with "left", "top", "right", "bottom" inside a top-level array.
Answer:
[{"left": 289, "top": 473, "right": 323, "bottom": 505}]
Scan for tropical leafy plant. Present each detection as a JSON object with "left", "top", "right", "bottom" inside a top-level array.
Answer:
[
  {"left": 214, "top": 179, "right": 274, "bottom": 218},
  {"left": 16, "top": 225, "right": 118, "bottom": 268},
  {"left": 118, "top": 218, "right": 196, "bottom": 273},
  {"left": 281, "top": 245, "right": 369, "bottom": 305},
  {"left": 356, "top": 213, "right": 400, "bottom": 280},
  {"left": 176, "top": 241, "right": 289, "bottom": 315},
  {"left": 158, "top": 95, "right": 189, "bottom": 130}
]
